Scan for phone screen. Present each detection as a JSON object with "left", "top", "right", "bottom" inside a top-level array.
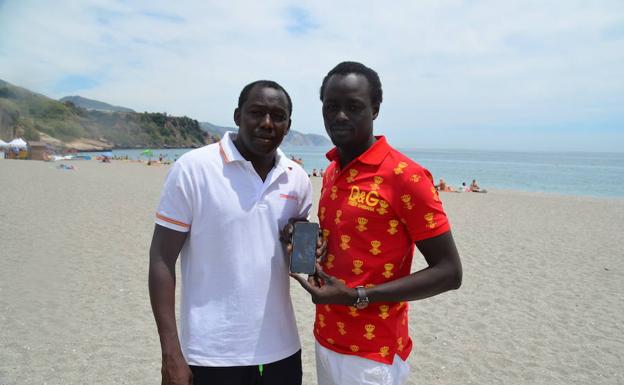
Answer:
[{"left": 290, "top": 222, "right": 319, "bottom": 274}]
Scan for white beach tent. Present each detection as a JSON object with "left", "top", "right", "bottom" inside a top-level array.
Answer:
[
  {"left": 0, "top": 139, "right": 6, "bottom": 159},
  {"left": 8, "top": 138, "right": 28, "bottom": 149}
]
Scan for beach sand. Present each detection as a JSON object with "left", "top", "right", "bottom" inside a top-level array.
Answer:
[{"left": 1, "top": 159, "right": 623, "bottom": 385}]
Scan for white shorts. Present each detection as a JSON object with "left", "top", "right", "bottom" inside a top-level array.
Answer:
[{"left": 315, "top": 341, "right": 410, "bottom": 385}]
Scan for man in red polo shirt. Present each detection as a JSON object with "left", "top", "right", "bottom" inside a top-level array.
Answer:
[{"left": 290, "top": 62, "right": 463, "bottom": 384}]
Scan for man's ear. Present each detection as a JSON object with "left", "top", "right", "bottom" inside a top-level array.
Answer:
[
  {"left": 372, "top": 104, "right": 380, "bottom": 120},
  {"left": 233, "top": 108, "right": 241, "bottom": 127}
]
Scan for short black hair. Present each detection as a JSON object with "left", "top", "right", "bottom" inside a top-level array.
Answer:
[
  {"left": 238, "top": 80, "right": 293, "bottom": 116},
  {"left": 319, "top": 61, "right": 383, "bottom": 106}
]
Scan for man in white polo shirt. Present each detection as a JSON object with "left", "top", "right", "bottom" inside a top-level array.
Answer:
[{"left": 149, "top": 80, "right": 312, "bottom": 385}]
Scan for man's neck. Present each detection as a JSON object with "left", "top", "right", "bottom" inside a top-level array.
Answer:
[
  {"left": 232, "top": 136, "right": 276, "bottom": 181},
  {"left": 251, "top": 156, "right": 276, "bottom": 181},
  {"left": 337, "top": 136, "right": 377, "bottom": 169}
]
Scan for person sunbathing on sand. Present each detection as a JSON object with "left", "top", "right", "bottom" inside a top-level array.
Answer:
[
  {"left": 470, "top": 179, "right": 487, "bottom": 193},
  {"left": 437, "top": 178, "right": 454, "bottom": 192}
]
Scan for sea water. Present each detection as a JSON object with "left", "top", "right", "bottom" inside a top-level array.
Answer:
[{"left": 83, "top": 146, "right": 624, "bottom": 198}]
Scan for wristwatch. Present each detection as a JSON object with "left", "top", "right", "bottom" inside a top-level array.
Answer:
[{"left": 354, "top": 286, "right": 369, "bottom": 309}]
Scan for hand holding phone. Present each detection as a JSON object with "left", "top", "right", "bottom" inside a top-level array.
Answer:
[{"left": 289, "top": 222, "right": 320, "bottom": 274}]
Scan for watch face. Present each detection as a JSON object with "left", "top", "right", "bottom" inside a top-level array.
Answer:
[{"left": 355, "top": 300, "right": 369, "bottom": 310}]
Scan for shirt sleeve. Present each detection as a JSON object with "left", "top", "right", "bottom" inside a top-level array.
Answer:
[
  {"left": 395, "top": 165, "right": 450, "bottom": 242},
  {"left": 155, "top": 161, "right": 193, "bottom": 232}
]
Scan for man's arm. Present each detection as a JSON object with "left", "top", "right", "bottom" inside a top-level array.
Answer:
[
  {"left": 290, "top": 231, "right": 462, "bottom": 305},
  {"left": 148, "top": 224, "right": 192, "bottom": 385}
]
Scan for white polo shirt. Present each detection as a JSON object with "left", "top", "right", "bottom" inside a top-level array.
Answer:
[{"left": 155, "top": 131, "right": 312, "bottom": 366}]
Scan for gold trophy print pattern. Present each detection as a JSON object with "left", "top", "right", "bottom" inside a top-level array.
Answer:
[
  {"left": 370, "top": 176, "right": 384, "bottom": 191},
  {"left": 326, "top": 338, "right": 335, "bottom": 345},
  {"left": 356, "top": 217, "right": 368, "bottom": 232},
  {"left": 363, "top": 324, "right": 376, "bottom": 340},
  {"left": 318, "top": 314, "right": 326, "bottom": 328},
  {"left": 376, "top": 200, "right": 389, "bottom": 215},
  {"left": 350, "top": 345, "right": 360, "bottom": 352},
  {"left": 352, "top": 260, "right": 364, "bottom": 275},
  {"left": 424, "top": 212, "right": 437, "bottom": 229},
  {"left": 394, "top": 161, "right": 408, "bottom": 175},
  {"left": 346, "top": 169, "right": 358, "bottom": 183},
  {"left": 324, "top": 305, "right": 332, "bottom": 312},
  {"left": 330, "top": 186, "right": 338, "bottom": 200},
  {"left": 320, "top": 207, "right": 326, "bottom": 220},
  {"left": 378, "top": 305, "right": 390, "bottom": 320},
  {"left": 337, "top": 322, "right": 346, "bottom": 335},
  {"left": 379, "top": 346, "right": 390, "bottom": 358},
  {"left": 325, "top": 254, "right": 335, "bottom": 269},
  {"left": 322, "top": 229, "right": 330, "bottom": 240},
  {"left": 401, "top": 194, "right": 414, "bottom": 210},
  {"left": 410, "top": 174, "right": 421, "bottom": 183},
  {"left": 382, "top": 263, "right": 394, "bottom": 278},
  {"left": 397, "top": 337, "right": 404, "bottom": 352},
  {"left": 348, "top": 306, "right": 359, "bottom": 317},
  {"left": 334, "top": 209, "right": 342, "bottom": 224},
  {"left": 387, "top": 219, "right": 399, "bottom": 235},
  {"left": 340, "top": 235, "right": 351, "bottom": 250},
  {"left": 369, "top": 240, "right": 382, "bottom": 255}
]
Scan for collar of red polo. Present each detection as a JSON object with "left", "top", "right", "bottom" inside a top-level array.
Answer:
[{"left": 325, "top": 135, "right": 390, "bottom": 166}]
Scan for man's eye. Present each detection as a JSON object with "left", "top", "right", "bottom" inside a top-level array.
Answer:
[{"left": 272, "top": 114, "right": 287, "bottom": 122}]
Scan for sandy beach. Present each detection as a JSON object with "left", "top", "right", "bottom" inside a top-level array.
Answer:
[{"left": 1, "top": 158, "right": 623, "bottom": 385}]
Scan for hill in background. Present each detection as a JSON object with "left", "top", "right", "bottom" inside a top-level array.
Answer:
[
  {"left": 0, "top": 79, "right": 330, "bottom": 150},
  {"left": 198, "top": 122, "right": 330, "bottom": 147},
  {"left": 59, "top": 96, "right": 135, "bottom": 113},
  {"left": 0, "top": 79, "right": 207, "bottom": 150}
]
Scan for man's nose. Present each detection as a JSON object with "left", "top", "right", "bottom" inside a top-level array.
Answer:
[
  {"left": 259, "top": 113, "right": 274, "bottom": 128},
  {"left": 336, "top": 110, "right": 348, "bottom": 122}
]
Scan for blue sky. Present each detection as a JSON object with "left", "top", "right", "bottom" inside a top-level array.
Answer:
[{"left": 0, "top": 0, "right": 623, "bottom": 151}]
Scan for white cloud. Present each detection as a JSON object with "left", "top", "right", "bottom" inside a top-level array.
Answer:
[{"left": 1, "top": 0, "right": 623, "bottom": 150}]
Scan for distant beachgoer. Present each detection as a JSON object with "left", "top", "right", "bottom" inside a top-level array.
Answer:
[
  {"left": 437, "top": 178, "right": 454, "bottom": 192},
  {"left": 312, "top": 168, "right": 318, "bottom": 177},
  {"left": 470, "top": 179, "right": 487, "bottom": 193},
  {"left": 149, "top": 80, "right": 312, "bottom": 385}
]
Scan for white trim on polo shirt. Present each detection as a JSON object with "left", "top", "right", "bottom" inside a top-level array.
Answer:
[{"left": 219, "top": 131, "right": 288, "bottom": 173}]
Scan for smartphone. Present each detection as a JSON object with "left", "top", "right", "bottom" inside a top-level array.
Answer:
[{"left": 290, "top": 222, "right": 319, "bottom": 274}]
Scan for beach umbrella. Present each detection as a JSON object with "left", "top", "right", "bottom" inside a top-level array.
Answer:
[{"left": 8, "top": 138, "right": 27, "bottom": 149}]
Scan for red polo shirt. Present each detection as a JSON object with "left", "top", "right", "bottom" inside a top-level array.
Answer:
[{"left": 314, "top": 136, "right": 451, "bottom": 364}]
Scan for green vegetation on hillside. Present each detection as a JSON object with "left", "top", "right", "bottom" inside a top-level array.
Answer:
[{"left": 0, "top": 80, "right": 209, "bottom": 149}]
